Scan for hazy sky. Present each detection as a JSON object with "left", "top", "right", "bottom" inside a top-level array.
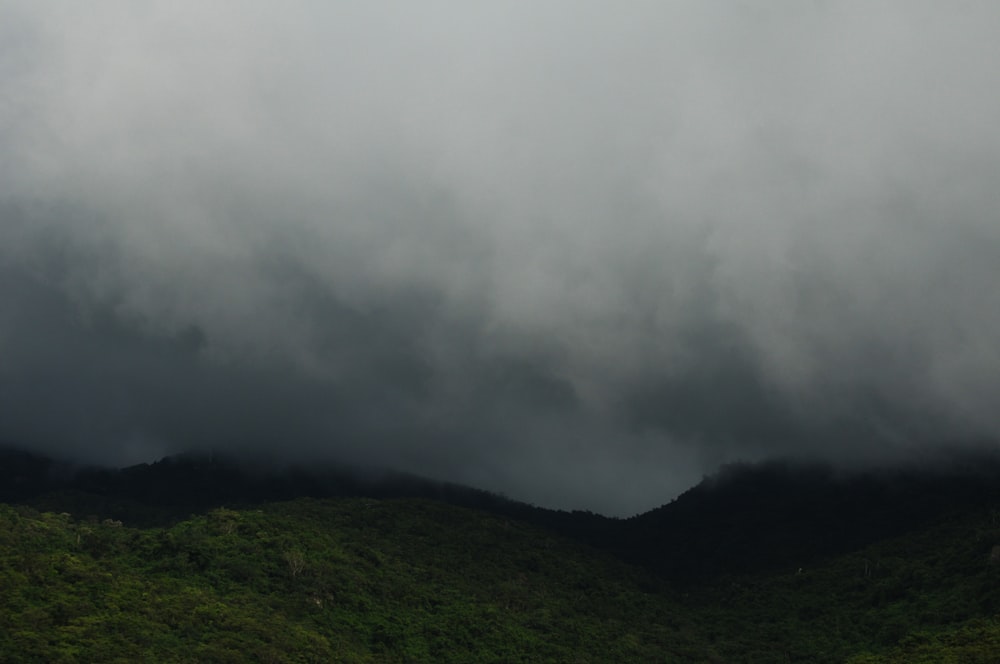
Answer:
[{"left": 2, "top": 2, "right": 1000, "bottom": 515}]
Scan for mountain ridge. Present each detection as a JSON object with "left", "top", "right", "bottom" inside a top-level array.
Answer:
[
  {"left": 6, "top": 444, "right": 1000, "bottom": 581},
  {"left": 4, "top": 445, "right": 1000, "bottom": 661}
]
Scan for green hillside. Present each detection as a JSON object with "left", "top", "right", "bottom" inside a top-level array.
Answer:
[
  {"left": 0, "top": 498, "right": 708, "bottom": 663},
  {"left": 3, "top": 451, "right": 1000, "bottom": 662},
  {"left": 686, "top": 508, "right": 1000, "bottom": 662}
]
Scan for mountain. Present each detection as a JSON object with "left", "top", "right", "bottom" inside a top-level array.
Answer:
[
  {"left": 3, "top": 446, "right": 1000, "bottom": 662},
  {"left": 620, "top": 453, "right": 1000, "bottom": 582},
  {"left": 0, "top": 497, "right": 706, "bottom": 663}
]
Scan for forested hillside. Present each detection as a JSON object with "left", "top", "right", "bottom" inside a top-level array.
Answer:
[
  {"left": 0, "top": 498, "right": 705, "bottom": 663},
  {"left": 3, "top": 449, "right": 1000, "bottom": 662}
]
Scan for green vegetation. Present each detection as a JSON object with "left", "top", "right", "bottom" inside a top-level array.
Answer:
[
  {"left": 3, "top": 451, "right": 1000, "bottom": 662},
  {"left": 684, "top": 509, "right": 1000, "bottom": 662},
  {"left": 0, "top": 499, "right": 707, "bottom": 663}
]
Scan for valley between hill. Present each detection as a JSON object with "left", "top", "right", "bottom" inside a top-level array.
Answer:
[{"left": 3, "top": 449, "right": 1000, "bottom": 662}]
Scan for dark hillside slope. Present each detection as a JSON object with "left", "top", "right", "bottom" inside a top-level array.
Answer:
[
  {"left": 0, "top": 448, "right": 535, "bottom": 523},
  {"left": 681, "top": 502, "right": 1000, "bottom": 663},
  {"left": 624, "top": 452, "right": 1000, "bottom": 582},
  {"left": 0, "top": 446, "right": 616, "bottom": 542},
  {"left": 5, "top": 445, "right": 1000, "bottom": 584},
  {"left": 5, "top": 446, "right": 1000, "bottom": 661}
]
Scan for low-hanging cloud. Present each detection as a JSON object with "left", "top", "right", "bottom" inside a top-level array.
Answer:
[{"left": 2, "top": 1, "right": 1000, "bottom": 514}]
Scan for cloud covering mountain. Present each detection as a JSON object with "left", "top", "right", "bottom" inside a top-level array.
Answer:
[{"left": 2, "top": 1, "right": 1000, "bottom": 514}]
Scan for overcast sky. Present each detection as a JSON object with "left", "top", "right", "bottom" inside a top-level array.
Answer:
[{"left": 2, "top": 2, "right": 1000, "bottom": 515}]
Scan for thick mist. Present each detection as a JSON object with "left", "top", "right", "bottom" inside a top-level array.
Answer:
[{"left": 2, "top": 2, "right": 1000, "bottom": 514}]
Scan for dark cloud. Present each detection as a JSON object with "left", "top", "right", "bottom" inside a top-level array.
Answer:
[{"left": 2, "top": 2, "right": 1000, "bottom": 514}]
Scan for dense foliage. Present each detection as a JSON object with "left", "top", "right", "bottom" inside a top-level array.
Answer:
[
  {"left": 686, "top": 508, "right": 1000, "bottom": 662},
  {"left": 3, "top": 449, "right": 1000, "bottom": 662},
  {"left": 0, "top": 498, "right": 706, "bottom": 663}
]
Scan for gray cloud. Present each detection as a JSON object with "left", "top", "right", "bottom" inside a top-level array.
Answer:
[{"left": 2, "top": 2, "right": 1000, "bottom": 514}]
